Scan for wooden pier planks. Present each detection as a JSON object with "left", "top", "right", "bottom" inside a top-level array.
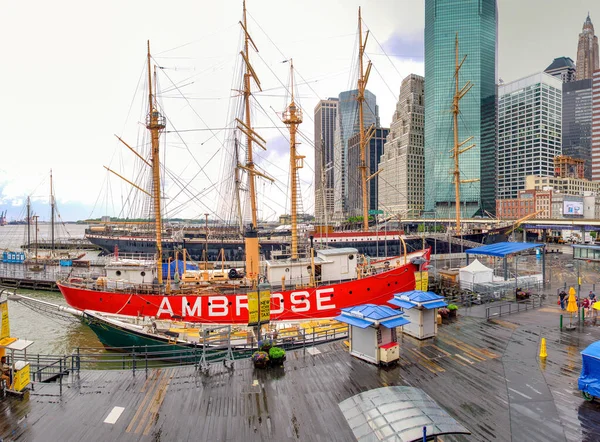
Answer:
[{"left": 1, "top": 308, "right": 599, "bottom": 441}]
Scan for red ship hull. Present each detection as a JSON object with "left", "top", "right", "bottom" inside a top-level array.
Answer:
[{"left": 58, "top": 262, "right": 418, "bottom": 324}]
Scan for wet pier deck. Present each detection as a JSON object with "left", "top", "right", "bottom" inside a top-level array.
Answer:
[{"left": 2, "top": 305, "right": 600, "bottom": 441}]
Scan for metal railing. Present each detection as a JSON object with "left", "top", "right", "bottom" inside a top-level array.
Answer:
[
  {"left": 485, "top": 295, "right": 544, "bottom": 320},
  {"left": 7, "top": 322, "right": 349, "bottom": 396}
]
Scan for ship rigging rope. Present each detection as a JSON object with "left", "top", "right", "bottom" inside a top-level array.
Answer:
[
  {"left": 154, "top": 61, "right": 232, "bottom": 206},
  {"left": 12, "top": 298, "right": 79, "bottom": 324}
]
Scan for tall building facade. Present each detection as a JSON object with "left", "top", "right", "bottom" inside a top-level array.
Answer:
[
  {"left": 378, "top": 74, "right": 425, "bottom": 217},
  {"left": 576, "top": 14, "right": 599, "bottom": 81},
  {"left": 544, "top": 57, "right": 576, "bottom": 83},
  {"left": 314, "top": 98, "right": 339, "bottom": 223},
  {"left": 424, "top": 0, "right": 498, "bottom": 218},
  {"left": 333, "top": 89, "right": 379, "bottom": 219},
  {"left": 593, "top": 69, "right": 600, "bottom": 181},
  {"left": 497, "top": 73, "right": 562, "bottom": 200},
  {"left": 346, "top": 128, "right": 389, "bottom": 217},
  {"left": 562, "top": 79, "right": 592, "bottom": 179}
]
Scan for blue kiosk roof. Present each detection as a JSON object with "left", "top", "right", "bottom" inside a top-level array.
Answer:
[
  {"left": 335, "top": 304, "right": 410, "bottom": 329},
  {"left": 389, "top": 290, "right": 447, "bottom": 310},
  {"left": 465, "top": 242, "right": 544, "bottom": 258}
]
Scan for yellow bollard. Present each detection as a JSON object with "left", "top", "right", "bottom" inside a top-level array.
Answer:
[{"left": 539, "top": 337, "right": 548, "bottom": 359}]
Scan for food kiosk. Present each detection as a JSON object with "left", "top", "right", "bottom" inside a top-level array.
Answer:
[{"left": 335, "top": 304, "right": 410, "bottom": 366}]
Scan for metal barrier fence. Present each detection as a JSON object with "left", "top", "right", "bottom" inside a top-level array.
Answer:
[
  {"left": 485, "top": 295, "right": 545, "bottom": 320},
  {"left": 8, "top": 322, "right": 349, "bottom": 396},
  {"left": 428, "top": 274, "right": 547, "bottom": 308}
]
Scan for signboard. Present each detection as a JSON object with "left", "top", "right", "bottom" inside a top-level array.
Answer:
[
  {"left": 415, "top": 271, "right": 429, "bottom": 291},
  {"left": 248, "top": 288, "right": 271, "bottom": 326},
  {"left": 0, "top": 301, "right": 9, "bottom": 340},
  {"left": 563, "top": 201, "right": 583, "bottom": 216},
  {"left": 259, "top": 288, "right": 271, "bottom": 324},
  {"left": 368, "top": 209, "right": 384, "bottom": 215},
  {"left": 13, "top": 363, "right": 30, "bottom": 392},
  {"left": 248, "top": 291, "right": 259, "bottom": 326}
]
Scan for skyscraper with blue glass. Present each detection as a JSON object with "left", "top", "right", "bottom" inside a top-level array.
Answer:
[{"left": 424, "top": 0, "right": 497, "bottom": 218}]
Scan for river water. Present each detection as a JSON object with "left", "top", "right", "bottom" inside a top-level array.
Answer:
[{"left": 0, "top": 224, "right": 104, "bottom": 354}]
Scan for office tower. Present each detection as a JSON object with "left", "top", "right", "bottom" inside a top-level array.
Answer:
[
  {"left": 378, "top": 74, "right": 425, "bottom": 217},
  {"left": 575, "top": 14, "right": 599, "bottom": 81},
  {"left": 498, "top": 73, "right": 562, "bottom": 200},
  {"left": 333, "top": 89, "right": 379, "bottom": 219},
  {"left": 314, "top": 98, "right": 339, "bottom": 223},
  {"left": 424, "top": 0, "right": 498, "bottom": 218},
  {"left": 544, "top": 57, "right": 576, "bottom": 83},
  {"left": 592, "top": 69, "right": 600, "bottom": 181},
  {"left": 562, "top": 79, "right": 592, "bottom": 179},
  {"left": 346, "top": 127, "right": 389, "bottom": 217}
]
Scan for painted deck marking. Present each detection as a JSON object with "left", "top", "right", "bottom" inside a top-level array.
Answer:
[
  {"left": 104, "top": 406, "right": 125, "bottom": 424},
  {"left": 508, "top": 388, "right": 532, "bottom": 400},
  {"left": 307, "top": 347, "right": 321, "bottom": 355}
]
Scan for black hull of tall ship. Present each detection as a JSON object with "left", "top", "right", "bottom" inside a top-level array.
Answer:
[
  {"left": 86, "top": 235, "right": 287, "bottom": 261},
  {"left": 87, "top": 225, "right": 513, "bottom": 262}
]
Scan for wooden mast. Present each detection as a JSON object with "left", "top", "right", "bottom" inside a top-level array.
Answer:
[
  {"left": 239, "top": 0, "right": 271, "bottom": 287},
  {"left": 26, "top": 196, "right": 31, "bottom": 250},
  {"left": 50, "top": 169, "right": 55, "bottom": 254},
  {"left": 145, "top": 41, "right": 166, "bottom": 284},
  {"left": 243, "top": 0, "right": 259, "bottom": 229},
  {"left": 282, "top": 60, "right": 304, "bottom": 260},
  {"left": 452, "top": 33, "right": 476, "bottom": 235},
  {"left": 357, "top": 8, "right": 373, "bottom": 232}
]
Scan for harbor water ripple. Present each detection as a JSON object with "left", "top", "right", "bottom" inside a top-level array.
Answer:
[{"left": 0, "top": 224, "right": 104, "bottom": 354}]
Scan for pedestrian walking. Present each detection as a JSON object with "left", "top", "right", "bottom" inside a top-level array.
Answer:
[{"left": 558, "top": 289, "right": 567, "bottom": 310}]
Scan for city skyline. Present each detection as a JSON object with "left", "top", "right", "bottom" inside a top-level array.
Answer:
[{"left": 0, "top": 1, "right": 599, "bottom": 221}]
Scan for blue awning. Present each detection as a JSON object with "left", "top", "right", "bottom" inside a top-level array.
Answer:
[
  {"left": 334, "top": 314, "right": 372, "bottom": 328},
  {"left": 421, "top": 300, "right": 448, "bottom": 310},
  {"left": 388, "top": 298, "right": 416, "bottom": 310},
  {"left": 465, "top": 242, "right": 544, "bottom": 258},
  {"left": 381, "top": 316, "right": 411, "bottom": 328}
]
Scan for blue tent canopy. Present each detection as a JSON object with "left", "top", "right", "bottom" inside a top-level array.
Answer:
[
  {"left": 465, "top": 242, "right": 544, "bottom": 258},
  {"left": 162, "top": 260, "right": 199, "bottom": 278},
  {"left": 579, "top": 341, "right": 600, "bottom": 398}
]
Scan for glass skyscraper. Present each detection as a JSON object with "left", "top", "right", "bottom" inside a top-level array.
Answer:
[
  {"left": 424, "top": 0, "right": 498, "bottom": 217},
  {"left": 333, "top": 89, "right": 379, "bottom": 218}
]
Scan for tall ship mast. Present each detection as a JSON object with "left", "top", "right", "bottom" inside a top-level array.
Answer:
[
  {"left": 145, "top": 41, "right": 166, "bottom": 284},
  {"left": 282, "top": 60, "right": 304, "bottom": 260},
  {"left": 56, "top": 3, "right": 426, "bottom": 324},
  {"left": 452, "top": 34, "right": 478, "bottom": 235},
  {"left": 357, "top": 7, "right": 374, "bottom": 233}
]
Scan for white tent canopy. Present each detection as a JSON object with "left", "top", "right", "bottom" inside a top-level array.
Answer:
[{"left": 459, "top": 259, "right": 494, "bottom": 289}]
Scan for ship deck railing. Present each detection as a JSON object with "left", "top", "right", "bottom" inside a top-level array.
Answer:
[{"left": 7, "top": 323, "right": 349, "bottom": 395}]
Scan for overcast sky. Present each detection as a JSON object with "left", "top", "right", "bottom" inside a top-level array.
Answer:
[{"left": 0, "top": 0, "right": 598, "bottom": 222}]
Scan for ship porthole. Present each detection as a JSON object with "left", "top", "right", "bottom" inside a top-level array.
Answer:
[
  {"left": 367, "top": 288, "right": 370, "bottom": 291},
  {"left": 349, "top": 291, "right": 352, "bottom": 294},
  {"left": 116, "top": 271, "right": 121, "bottom": 276},
  {"left": 141, "top": 271, "right": 146, "bottom": 277},
  {"left": 285, "top": 268, "right": 290, "bottom": 272},
  {"left": 348, "top": 254, "right": 354, "bottom": 260}
]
